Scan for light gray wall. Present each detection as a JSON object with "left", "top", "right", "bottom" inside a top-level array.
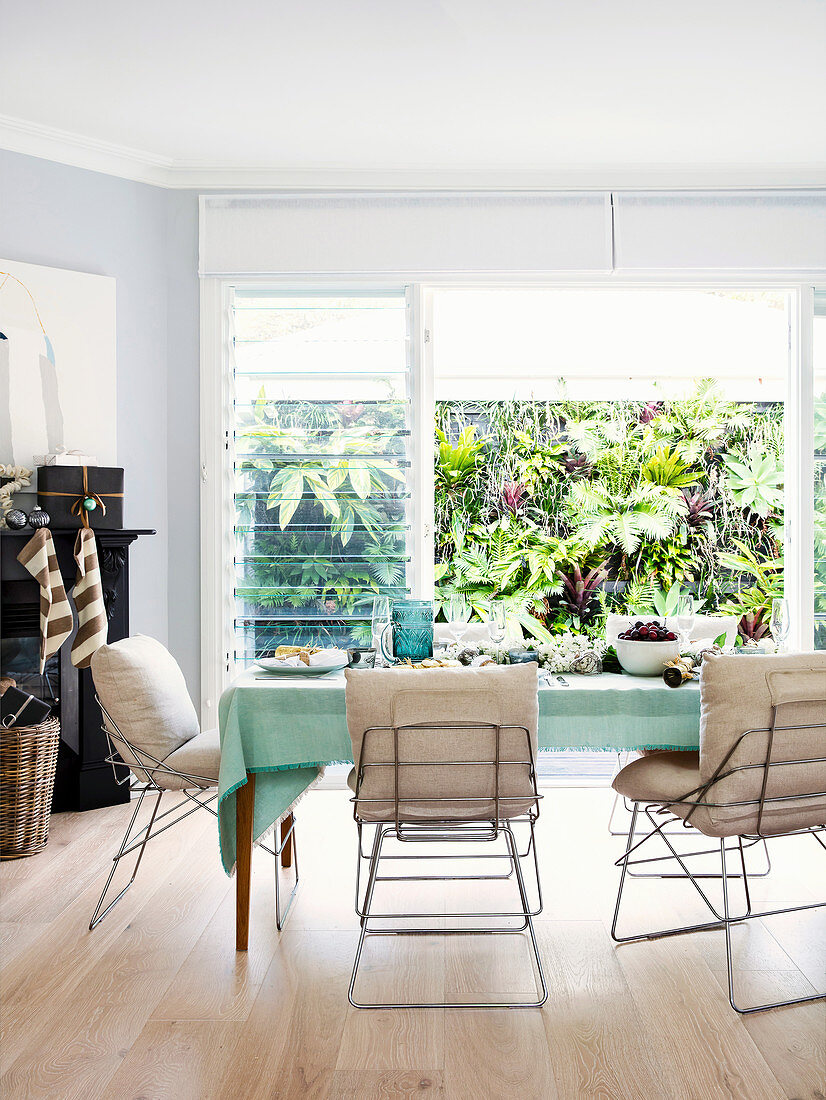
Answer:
[
  {"left": 0, "top": 149, "right": 201, "bottom": 698},
  {"left": 165, "top": 188, "right": 201, "bottom": 696}
]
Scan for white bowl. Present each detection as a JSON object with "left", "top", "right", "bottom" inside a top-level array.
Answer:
[{"left": 615, "top": 638, "right": 680, "bottom": 677}]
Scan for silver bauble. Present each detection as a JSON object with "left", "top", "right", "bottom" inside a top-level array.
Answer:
[
  {"left": 5, "top": 509, "right": 28, "bottom": 529},
  {"left": 27, "top": 506, "right": 51, "bottom": 529}
]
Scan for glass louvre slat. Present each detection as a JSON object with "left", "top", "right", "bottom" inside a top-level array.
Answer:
[{"left": 231, "top": 290, "right": 411, "bottom": 661}]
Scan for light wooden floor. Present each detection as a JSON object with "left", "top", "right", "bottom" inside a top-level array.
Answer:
[{"left": 1, "top": 788, "right": 823, "bottom": 1100}]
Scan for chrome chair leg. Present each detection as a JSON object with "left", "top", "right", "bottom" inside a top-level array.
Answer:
[
  {"left": 720, "top": 836, "right": 826, "bottom": 1013},
  {"left": 353, "top": 819, "right": 542, "bottom": 921},
  {"left": 612, "top": 805, "right": 826, "bottom": 1013},
  {"left": 88, "top": 788, "right": 163, "bottom": 930},
  {"left": 274, "top": 814, "right": 300, "bottom": 931},
  {"left": 348, "top": 822, "right": 547, "bottom": 1009},
  {"left": 612, "top": 804, "right": 748, "bottom": 941}
]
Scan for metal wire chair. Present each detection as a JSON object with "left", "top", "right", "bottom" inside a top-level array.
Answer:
[
  {"left": 348, "top": 717, "right": 547, "bottom": 1009},
  {"left": 89, "top": 698, "right": 299, "bottom": 932},
  {"left": 611, "top": 702, "right": 826, "bottom": 1014}
]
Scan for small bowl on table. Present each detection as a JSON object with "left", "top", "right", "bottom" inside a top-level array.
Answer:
[{"left": 614, "top": 620, "right": 680, "bottom": 677}]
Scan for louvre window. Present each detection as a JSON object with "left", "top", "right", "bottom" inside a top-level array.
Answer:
[{"left": 231, "top": 291, "right": 411, "bottom": 664}]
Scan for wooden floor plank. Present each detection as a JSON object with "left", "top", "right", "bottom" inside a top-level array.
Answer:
[
  {"left": 739, "top": 989, "right": 826, "bottom": 1100},
  {"left": 336, "top": 934, "right": 445, "bottom": 1069},
  {"left": 0, "top": 787, "right": 822, "bottom": 1100},
  {"left": 0, "top": 807, "right": 225, "bottom": 1096},
  {"left": 444, "top": 1006, "right": 558, "bottom": 1100},
  {"left": 327, "top": 1069, "right": 446, "bottom": 1099},
  {"left": 150, "top": 852, "right": 282, "bottom": 1022},
  {"left": 538, "top": 921, "right": 670, "bottom": 1099},
  {"left": 615, "top": 935, "right": 789, "bottom": 1100},
  {"left": 100, "top": 1020, "right": 243, "bottom": 1100}
]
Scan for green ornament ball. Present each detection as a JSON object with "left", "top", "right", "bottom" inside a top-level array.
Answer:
[{"left": 83, "top": 496, "right": 97, "bottom": 511}]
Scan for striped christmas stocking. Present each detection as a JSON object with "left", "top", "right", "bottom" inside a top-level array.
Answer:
[
  {"left": 16, "top": 529, "right": 74, "bottom": 673},
  {"left": 71, "top": 527, "right": 108, "bottom": 668}
]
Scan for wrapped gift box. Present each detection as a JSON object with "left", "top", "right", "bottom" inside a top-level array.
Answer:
[{"left": 37, "top": 466, "right": 124, "bottom": 529}]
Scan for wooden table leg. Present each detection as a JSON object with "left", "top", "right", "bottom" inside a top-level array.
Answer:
[
  {"left": 280, "top": 812, "right": 294, "bottom": 868},
  {"left": 235, "top": 772, "right": 255, "bottom": 951}
]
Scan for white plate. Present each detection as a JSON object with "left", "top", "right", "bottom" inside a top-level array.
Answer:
[{"left": 255, "top": 655, "right": 348, "bottom": 676}]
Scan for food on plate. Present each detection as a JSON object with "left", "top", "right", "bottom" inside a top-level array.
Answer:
[{"left": 273, "top": 644, "right": 322, "bottom": 665}]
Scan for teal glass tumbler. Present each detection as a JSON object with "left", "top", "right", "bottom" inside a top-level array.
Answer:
[{"left": 380, "top": 599, "right": 434, "bottom": 663}]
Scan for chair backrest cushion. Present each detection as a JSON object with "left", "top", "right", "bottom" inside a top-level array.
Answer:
[
  {"left": 698, "top": 652, "right": 826, "bottom": 835},
  {"left": 91, "top": 635, "right": 200, "bottom": 770},
  {"left": 345, "top": 663, "right": 539, "bottom": 821}
]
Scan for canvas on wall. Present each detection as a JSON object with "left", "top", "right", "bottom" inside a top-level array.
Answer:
[{"left": 0, "top": 258, "right": 117, "bottom": 482}]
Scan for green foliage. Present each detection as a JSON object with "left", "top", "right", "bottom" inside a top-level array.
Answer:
[
  {"left": 718, "top": 541, "right": 784, "bottom": 640},
  {"left": 568, "top": 480, "right": 687, "bottom": 556},
  {"left": 722, "top": 445, "right": 784, "bottom": 518},
  {"left": 648, "top": 581, "right": 704, "bottom": 618},
  {"left": 435, "top": 382, "right": 785, "bottom": 643},
  {"left": 235, "top": 389, "right": 409, "bottom": 653},
  {"left": 435, "top": 425, "right": 485, "bottom": 491},
  {"left": 641, "top": 447, "right": 702, "bottom": 491}
]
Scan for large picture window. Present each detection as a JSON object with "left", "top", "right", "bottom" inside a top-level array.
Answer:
[
  {"left": 430, "top": 289, "right": 790, "bottom": 647},
  {"left": 209, "top": 281, "right": 820, "bottom": 701},
  {"left": 230, "top": 290, "right": 411, "bottom": 666}
]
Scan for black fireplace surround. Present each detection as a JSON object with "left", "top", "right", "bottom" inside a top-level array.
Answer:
[{"left": 0, "top": 528, "right": 154, "bottom": 811}]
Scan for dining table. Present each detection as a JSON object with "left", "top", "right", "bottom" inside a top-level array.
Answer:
[{"left": 218, "top": 666, "right": 701, "bottom": 949}]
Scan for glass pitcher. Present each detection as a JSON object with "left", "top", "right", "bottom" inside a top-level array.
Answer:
[{"left": 379, "top": 599, "right": 434, "bottom": 663}]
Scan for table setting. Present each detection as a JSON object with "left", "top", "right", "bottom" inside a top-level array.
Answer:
[
  {"left": 218, "top": 597, "right": 739, "bottom": 887},
  {"left": 217, "top": 592, "right": 788, "bottom": 950}
]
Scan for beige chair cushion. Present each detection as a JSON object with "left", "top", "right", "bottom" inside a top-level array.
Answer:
[
  {"left": 615, "top": 654, "right": 826, "bottom": 838},
  {"left": 161, "top": 728, "right": 220, "bottom": 790},
  {"left": 697, "top": 653, "right": 826, "bottom": 837},
  {"left": 91, "top": 635, "right": 200, "bottom": 782},
  {"left": 612, "top": 750, "right": 701, "bottom": 807},
  {"left": 345, "top": 663, "right": 539, "bottom": 822}
]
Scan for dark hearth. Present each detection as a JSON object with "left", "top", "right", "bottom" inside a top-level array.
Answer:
[{"left": 0, "top": 528, "right": 155, "bottom": 811}]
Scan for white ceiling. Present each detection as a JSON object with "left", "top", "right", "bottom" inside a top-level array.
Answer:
[{"left": 1, "top": 0, "right": 825, "bottom": 188}]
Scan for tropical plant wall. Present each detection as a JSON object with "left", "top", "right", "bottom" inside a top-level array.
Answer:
[{"left": 434, "top": 381, "right": 785, "bottom": 643}]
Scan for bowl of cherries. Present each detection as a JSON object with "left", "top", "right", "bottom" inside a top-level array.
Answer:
[{"left": 615, "top": 619, "right": 680, "bottom": 676}]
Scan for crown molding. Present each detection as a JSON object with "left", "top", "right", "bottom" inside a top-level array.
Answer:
[
  {"left": 2, "top": 113, "right": 826, "bottom": 192},
  {"left": 0, "top": 114, "right": 174, "bottom": 186}
]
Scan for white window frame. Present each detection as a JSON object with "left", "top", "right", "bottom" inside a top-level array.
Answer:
[{"left": 201, "top": 274, "right": 817, "bottom": 727}]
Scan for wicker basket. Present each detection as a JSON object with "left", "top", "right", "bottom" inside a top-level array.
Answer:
[{"left": 0, "top": 717, "right": 60, "bottom": 859}]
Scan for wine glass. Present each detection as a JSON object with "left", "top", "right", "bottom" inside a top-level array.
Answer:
[
  {"left": 770, "top": 598, "right": 789, "bottom": 651},
  {"left": 371, "top": 596, "right": 391, "bottom": 662},
  {"left": 676, "top": 595, "right": 695, "bottom": 645},
  {"left": 488, "top": 600, "right": 506, "bottom": 659},
  {"left": 448, "top": 594, "right": 470, "bottom": 649}
]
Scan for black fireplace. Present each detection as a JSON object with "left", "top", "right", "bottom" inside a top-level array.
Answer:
[{"left": 0, "top": 528, "right": 154, "bottom": 811}]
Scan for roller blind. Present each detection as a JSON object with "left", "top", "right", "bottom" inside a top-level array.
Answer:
[
  {"left": 201, "top": 190, "right": 826, "bottom": 277},
  {"left": 231, "top": 290, "right": 411, "bottom": 664},
  {"left": 199, "top": 192, "right": 612, "bottom": 276},
  {"left": 613, "top": 191, "right": 826, "bottom": 272}
]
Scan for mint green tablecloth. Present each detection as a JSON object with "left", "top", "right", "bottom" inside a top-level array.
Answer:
[{"left": 217, "top": 669, "right": 700, "bottom": 873}]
